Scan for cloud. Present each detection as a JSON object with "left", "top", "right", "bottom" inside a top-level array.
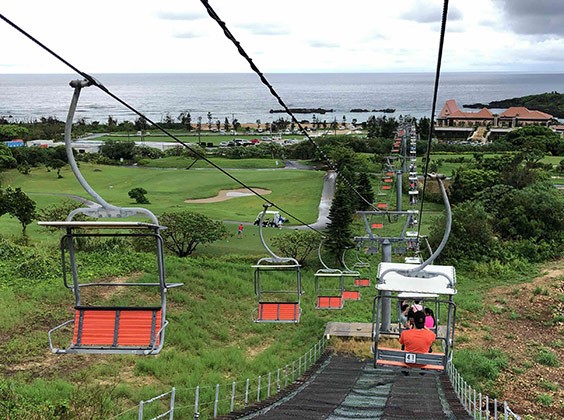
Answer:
[
  {"left": 493, "top": 0, "right": 564, "bottom": 36},
  {"left": 156, "top": 11, "right": 206, "bottom": 21},
  {"left": 238, "top": 23, "right": 289, "bottom": 36},
  {"left": 309, "top": 40, "right": 340, "bottom": 48},
  {"left": 401, "top": 2, "right": 462, "bottom": 23},
  {"left": 174, "top": 31, "right": 202, "bottom": 39}
]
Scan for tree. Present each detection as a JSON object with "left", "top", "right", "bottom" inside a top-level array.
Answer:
[
  {"left": 355, "top": 172, "right": 374, "bottom": 211},
  {"left": 416, "top": 116, "right": 430, "bottom": 140},
  {"left": 0, "top": 145, "right": 16, "bottom": 171},
  {"left": 100, "top": 139, "right": 136, "bottom": 162},
  {"left": 0, "top": 124, "right": 29, "bottom": 141},
  {"left": 271, "top": 230, "right": 319, "bottom": 266},
  {"left": 325, "top": 180, "right": 355, "bottom": 264},
  {"left": 2, "top": 186, "right": 36, "bottom": 233},
  {"left": 502, "top": 126, "right": 563, "bottom": 155},
  {"left": 50, "top": 159, "right": 66, "bottom": 178},
  {"left": 428, "top": 201, "right": 497, "bottom": 264},
  {"left": 159, "top": 210, "right": 227, "bottom": 257},
  {"left": 178, "top": 111, "right": 193, "bottom": 131},
  {"left": 128, "top": 187, "right": 150, "bottom": 204},
  {"left": 207, "top": 112, "right": 213, "bottom": 130},
  {"left": 448, "top": 168, "right": 498, "bottom": 204}
]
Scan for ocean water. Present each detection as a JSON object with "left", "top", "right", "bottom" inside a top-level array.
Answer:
[{"left": 1, "top": 72, "right": 563, "bottom": 124}]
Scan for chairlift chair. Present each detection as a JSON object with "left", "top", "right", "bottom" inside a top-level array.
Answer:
[
  {"left": 42, "top": 80, "right": 182, "bottom": 355},
  {"left": 371, "top": 174, "right": 457, "bottom": 373},
  {"left": 253, "top": 205, "right": 301, "bottom": 323},
  {"left": 315, "top": 240, "right": 344, "bottom": 309},
  {"left": 340, "top": 249, "right": 362, "bottom": 300}
]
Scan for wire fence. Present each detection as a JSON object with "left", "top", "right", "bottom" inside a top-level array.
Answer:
[{"left": 446, "top": 360, "right": 521, "bottom": 420}]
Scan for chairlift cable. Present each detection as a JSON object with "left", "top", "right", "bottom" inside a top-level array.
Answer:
[
  {"left": 199, "top": 0, "right": 380, "bottom": 213},
  {"left": 417, "top": 0, "right": 450, "bottom": 238},
  {"left": 0, "top": 13, "right": 324, "bottom": 235}
]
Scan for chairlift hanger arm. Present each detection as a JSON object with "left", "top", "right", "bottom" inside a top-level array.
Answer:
[{"left": 64, "top": 80, "right": 159, "bottom": 223}]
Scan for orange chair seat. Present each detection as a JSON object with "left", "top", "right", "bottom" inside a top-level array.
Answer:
[
  {"left": 257, "top": 302, "right": 300, "bottom": 322},
  {"left": 343, "top": 290, "right": 360, "bottom": 300},
  {"left": 73, "top": 307, "right": 162, "bottom": 348},
  {"left": 317, "top": 296, "right": 343, "bottom": 309},
  {"left": 354, "top": 278, "right": 370, "bottom": 287}
]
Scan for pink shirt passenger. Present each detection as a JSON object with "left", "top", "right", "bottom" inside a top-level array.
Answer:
[{"left": 425, "top": 315, "right": 435, "bottom": 329}]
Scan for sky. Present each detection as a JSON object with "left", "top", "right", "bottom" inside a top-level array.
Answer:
[{"left": 1, "top": 0, "right": 564, "bottom": 74}]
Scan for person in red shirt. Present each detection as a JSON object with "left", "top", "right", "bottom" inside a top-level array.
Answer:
[{"left": 399, "top": 311, "right": 435, "bottom": 353}]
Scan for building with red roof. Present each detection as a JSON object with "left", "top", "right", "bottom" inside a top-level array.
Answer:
[
  {"left": 437, "top": 100, "right": 553, "bottom": 128},
  {"left": 437, "top": 99, "right": 494, "bottom": 127},
  {"left": 435, "top": 100, "right": 556, "bottom": 143}
]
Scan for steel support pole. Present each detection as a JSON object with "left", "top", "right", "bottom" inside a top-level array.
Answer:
[{"left": 380, "top": 239, "right": 392, "bottom": 332}]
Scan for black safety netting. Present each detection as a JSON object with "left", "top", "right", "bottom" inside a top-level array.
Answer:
[{"left": 223, "top": 353, "right": 473, "bottom": 420}]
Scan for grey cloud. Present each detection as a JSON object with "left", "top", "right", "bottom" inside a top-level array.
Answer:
[
  {"left": 493, "top": 0, "right": 564, "bottom": 36},
  {"left": 156, "top": 11, "right": 205, "bottom": 21}
]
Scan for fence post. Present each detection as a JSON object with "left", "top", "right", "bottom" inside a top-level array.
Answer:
[
  {"left": 213, "top": 384, "right": 220, "bottom": 418},
  {"left": 494, "top": 398, "right": 498, "bottom": 420},
  {"left": 504, "top": 401, "right": 508, "bottom": 420},
  {"left": 310, "top": 348, "right": 313, "bottom": 368},
  {"left": 267, "top": 372, "right": 271, "bottom": 398},
  {"left": 292, "top": 361, "right": 295, "bottom": 382},
  {"left": 277, "top": 368, "right": 281, "bottom": 392},
  {"left": 479, "top": 392, "right": 482, "bottom": 420},
  {"left": 298, "top": 356, "right": 302, "bottom": 377},
  {"left": 486, "top": 396, "right": 489, "bottom": 420},
  {"left": 170, "top": 387, "right": 176, "bottom": 420},
  {"left": 245, "top": 379, "right": 250, "bottom": 406},
  {"left": 194, "top": 386, "right": 200, "bottom": 420},
  {"left": 473, "top": 388, "right": 477, "bottom": 418},
  {"left": 138, "top": 400, "right": 144, "bottom": 420},
  {"left": 230, "top": 381, "right": 236, "bottom": 413},
  {"left": 284, "top": 365, "right": 288, "bottom": 387},
  {"left": 257, "top": 375, "right": 261, "bottom": 402}
]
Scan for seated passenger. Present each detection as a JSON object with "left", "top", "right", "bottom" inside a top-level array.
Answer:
[
  {"left": 399, "top": 311, "right": 435, "bottom": 354},
  {"left": 399, "top": 303, "right": 410, "bottom": 328},
  {"left": 411, "top": 299, "right": 423, "bottom": 313},
  {"left": 424, "top": 307, "right": 436, "bottom": 329}
]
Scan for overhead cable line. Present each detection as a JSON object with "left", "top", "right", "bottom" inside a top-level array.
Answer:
[
  {"left": 199, "top": 0, "right": 380, "bottom": 213},
  {"left": 417, "top": 0, "right": 450, "bottom": 238},
  {"left": 0, "top": 13, "right": 324, "bottom": 235}
]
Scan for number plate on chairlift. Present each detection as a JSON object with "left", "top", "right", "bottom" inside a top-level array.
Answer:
[{"left": 405, "top": 353, "right": 417, "bottom": 364}]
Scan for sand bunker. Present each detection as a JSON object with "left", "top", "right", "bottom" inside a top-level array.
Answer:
[{"left": 185, "top": 188, "right": 272, "bottom": 203}]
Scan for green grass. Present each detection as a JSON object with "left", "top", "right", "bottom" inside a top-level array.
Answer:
[
  {"left": 2, "top": 164, "right": 324, "bottom": 226},
  {"left": 140, "top": 155, "right": 283, "bottom": 169}
]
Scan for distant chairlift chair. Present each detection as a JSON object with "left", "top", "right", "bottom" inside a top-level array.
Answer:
[
  {"left": 314, "top": 240, "right": 345, "bottom": 309},
  {"left": 253, "top": 205, "right": 301, "bottom": 323},
  {"left": 42, "top": 79, "right": 182, "bottom": 355}
]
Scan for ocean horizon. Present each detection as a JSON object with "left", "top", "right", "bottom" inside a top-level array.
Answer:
[{"left": 1, "top": 72, "right": 563, "bottom": 124}]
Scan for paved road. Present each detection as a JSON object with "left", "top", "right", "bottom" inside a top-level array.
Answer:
[{"left": 294, "top": 170, "right": 336, "bottom": 230}]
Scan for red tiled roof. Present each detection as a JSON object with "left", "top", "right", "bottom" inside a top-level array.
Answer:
[
  {"left": 499, "top": 107, "right": 553, "bottom": 120},
  {"left": 438, "top": 99, "right": 493, "bottom": 119}
]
